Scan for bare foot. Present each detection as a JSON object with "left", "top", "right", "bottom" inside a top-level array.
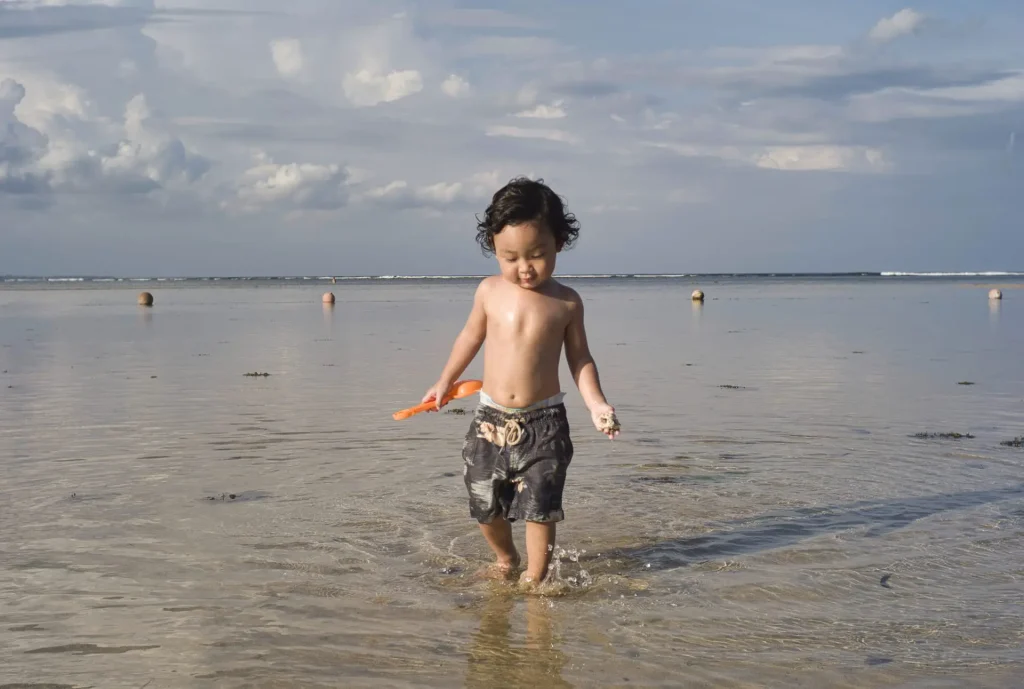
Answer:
[
  {"left": 476, "top": 555, "right": 521, "bottom": 581},
  {"left": 518, "top": 570, "right": 544, "bottom": 592}
]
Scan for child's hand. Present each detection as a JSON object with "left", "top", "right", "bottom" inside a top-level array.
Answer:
[
  {"left": 590, "top": 403, "right": 620, "bottom": 439},
  {"left": 421, "top": 381, "right": 451, "bottom": 411}
]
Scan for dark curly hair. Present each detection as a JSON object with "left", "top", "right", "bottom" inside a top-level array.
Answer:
[{"left": 475, "top": 177, "right": 580, "bottom": 256}]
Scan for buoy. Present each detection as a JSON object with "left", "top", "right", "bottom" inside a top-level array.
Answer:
[
  {"left": 138, "top": 291, "right": 153, "bottom": 306},
  {"left": 691, "top": 289, "right": 705, "bottom": 302},
  {"left": 322, "top": 292, "right": 335, "bottom": 304},
  {"left": 988, "top": 288, "right": 1002, "bottom": 300}
]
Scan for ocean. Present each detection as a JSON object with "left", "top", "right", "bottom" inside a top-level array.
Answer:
[{"left": 1, "top": 273, "right": 1022, "bottom": 688}]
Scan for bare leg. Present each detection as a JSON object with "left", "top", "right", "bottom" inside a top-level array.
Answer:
[
  {"left": 478, "top": 516, "right": 519, "bottom": 578},
  {"left": 521, "top": 521, "right": 556, "bottom": 584}
]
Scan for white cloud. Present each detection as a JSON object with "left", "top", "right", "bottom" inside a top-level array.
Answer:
[
  {"left": 361, "top": 179, "right": 459, "bottom": 209},
  {"left": 869, "top": 9, "right": 926, "bottom": 42},
  {"left": 756, "top": 145, "right": 887, "bottom": 172},
  {"left": 3, "top": 0, "right": 1023, "bottom": 277},
  {"left": 649, "top": 141, "right": 887, "bottom": 173},
  {"left": 270, "top": 38, "right": 304, "bottom": 78},
  {"left": 230, "top": 151, "right": 349, "bottom": 213},
  {"left": 441, "top": 74, "right": 470, "bottom": 98},
  {"left": 485, "top": 125, "right": 577, "bottom": 144},
  {"left": 466, "top": 170, "right": 501, "bottom": 199},
  {"left": 343, "top": 68, "right": 423, "bottom": 106},
  {"left": 417, "top": 181, "right": 462, "bottom": 204},
  {"left": 1, "top": 78, "right": 49, "bottom": 192},
  {"left": 66, "top": 93, "right": 210, "bottom": 191},
  {"left": 0, "top": 69, "right": 94, "bottom": 133},
  {"left": 358, "top": 170, "right": 500, "bottom": 210},
  {"left": 0, "top": 73, "right": 207, "bottom": 196},
  {"left": 847, "top": 72, "right": 1024, "bottom": 122},
  {"left": 515, "top": 101, "right": 567, "bottom": 119},
  {"left": 923, "top": 73, "right": 1024, "bottom": 102}
]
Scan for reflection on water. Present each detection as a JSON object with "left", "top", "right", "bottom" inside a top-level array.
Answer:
[
  {"left": 466, "top": 594, "right": 572, "bottom": 689},
  {"left": 1, "top": 278, "right": 1023, "bottom": 687}
]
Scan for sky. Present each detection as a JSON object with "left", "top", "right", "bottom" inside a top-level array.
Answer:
[{"left": 0, "top": 0, "right": 1022, "bottom": 277}]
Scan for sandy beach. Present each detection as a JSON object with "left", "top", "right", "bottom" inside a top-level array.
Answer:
[{"left": 1, "top": 275, "right": 1022, "bottom": 688}]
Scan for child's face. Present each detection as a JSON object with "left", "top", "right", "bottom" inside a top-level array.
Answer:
[{"left": 492, "top": 221, "right": 558, "bottom": 290}]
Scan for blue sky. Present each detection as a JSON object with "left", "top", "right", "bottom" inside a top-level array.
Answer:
[{"left": 1, "top": 0, "right": 1021, "bottom": 276}]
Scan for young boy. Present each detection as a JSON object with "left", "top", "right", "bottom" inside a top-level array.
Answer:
[{"left": 422, "top": 177, "right": 619, "bottom": 586}]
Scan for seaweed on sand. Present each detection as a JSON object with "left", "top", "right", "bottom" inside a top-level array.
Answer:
[{"left": 912, "top": 432, "right": 975, "bottom": 440}]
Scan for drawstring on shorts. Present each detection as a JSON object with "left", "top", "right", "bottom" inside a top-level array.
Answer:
[{"left": 476, "top": 418, "right": 524, "bottom": 448}]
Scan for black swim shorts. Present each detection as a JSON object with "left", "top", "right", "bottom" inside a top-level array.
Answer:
[{"left": 461, "top": 403, "right": 574, "bottom": 524}]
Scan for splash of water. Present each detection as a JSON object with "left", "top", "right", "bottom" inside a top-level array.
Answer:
[{"left": 546, "top": 546, "right": 594, "bottom": 591}]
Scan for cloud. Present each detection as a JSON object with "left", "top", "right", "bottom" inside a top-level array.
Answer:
[
  {"left": 343, "top": 68, "right": 422, "bottom": 106},
  {"left": 361, "top": 179, "right": 460, "bottom": 209},
  {"left": 441, "top": 74, "right": 469, "bottom": 98},
  {"left": 3, "top": 0, "right": 1023, "bottom": 276},
  {"left": 0, "top": 74, "right": 208, "bottom": 198},
  {"left": 358, "top": 170, "right": 501, "bottom": 211},
  {"left": 0, "top": 78, "right": 50, "bottom": 193},
  {"left": 0, "top": 0, "right": 155, "bottom": 41},
  {"left": 230, "top": 151, "right": 349, "bottom": 213},
  {"left": 869, "top": 8, "right": 926, "bottom": 43},
  {"left": 485, "top": 125, "right": 577, "bottom": 144},
  {"left": 648, "top": 141, "right": 887, "bottom": 174},
  {"left": 270, "top": 38, "right": 303, "bottom": 78},
  {"left": 756, "top": 146, "right": 887, "bottom": 173},
  {"left": 515, "top": 101, "right": 566, "bottom": 119},
  {"left": 847, "top": 71, "right": 1024, "bottom": 123}
]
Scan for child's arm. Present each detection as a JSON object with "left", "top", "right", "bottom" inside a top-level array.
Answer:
[
  {"left": 564, "top": 291, "right": 619, "bottom": 438},
  {"left": 423, "top": 279, "right": 489, "bottom": 410}
]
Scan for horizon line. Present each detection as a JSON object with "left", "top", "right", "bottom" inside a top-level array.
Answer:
[{"left": 5, "top": 270, "right": 1024, "bottom": 281}]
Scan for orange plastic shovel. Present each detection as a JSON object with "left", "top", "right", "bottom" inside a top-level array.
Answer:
[{"left": 392, "top": 379, "right": 483, "bottom": 421}]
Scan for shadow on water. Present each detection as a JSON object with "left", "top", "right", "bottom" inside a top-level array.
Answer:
[{"left": 618, "top": 485, "right": 1024, "bottom": 571}]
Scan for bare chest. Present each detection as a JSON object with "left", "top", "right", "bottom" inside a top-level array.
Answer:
[{"left": 488, "top": 293, "right": 569, "bottom": 339}]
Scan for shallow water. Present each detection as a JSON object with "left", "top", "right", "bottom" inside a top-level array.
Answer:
[{"left": 2, "top": 277, "right": 1023, "bottom": 688}]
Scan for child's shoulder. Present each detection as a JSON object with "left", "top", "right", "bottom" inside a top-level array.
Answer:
[
  {"left": 548, "top": 279, "right": 583, "bottom": 305},
  {"left": 470, "top": 275, "right": 502, "bottom": 305},
  {"left": 474, "top": 275, "right": 503, "bottom": 294}
]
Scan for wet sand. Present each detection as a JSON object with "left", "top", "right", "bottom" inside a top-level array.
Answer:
[{"left": 1, "top": 276, "right": 1022, "bottom": 688}]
